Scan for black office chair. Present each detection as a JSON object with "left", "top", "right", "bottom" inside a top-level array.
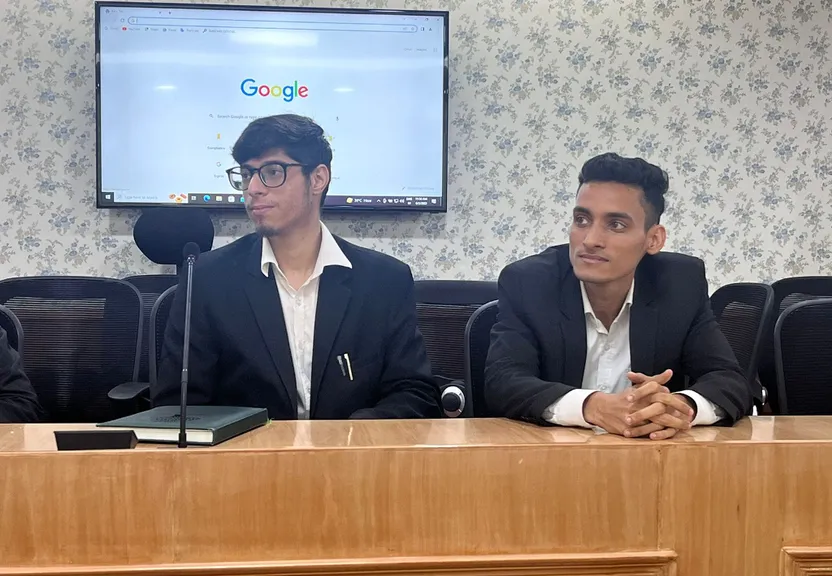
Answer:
[
  {"left": 123, "top": 274, "right": 178, "bottom": 383},
  {"left": 463, "top": 300, "right": 498, "bottom": 417},
  {"left": 774, "top": 298, "right": 832, "bottom": 415},
  {"left": 0, "top": 277, "right": 143, "bottom": 422},
  {"left": 414, "top": 280, "right": 498, "bottom": 417},
  {"left": 149, "top": 286, "right": 177, "bottom": 387},
  {"left": 0, "top": 304, "right": 23, "bottom": 354},
  {"left": 110, "top": 285, "right": 177, "bottom": 408},
  {"left": 710, "top": 282, "right": 774, "bottom": 412},
  {"left": 759, "top": 276, "right": 832, "bottom": 412}
]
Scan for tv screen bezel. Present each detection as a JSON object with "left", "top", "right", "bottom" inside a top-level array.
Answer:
[{"left": 94, "top": 1, "right": 450, "bottom": 214}]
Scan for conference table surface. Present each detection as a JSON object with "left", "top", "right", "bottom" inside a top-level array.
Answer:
[
  {"left": 2, "top": 415, "right": 828, "bottom": 451},
  {"left": 2, "top": 416, "right": 832, "bottom": 576}
]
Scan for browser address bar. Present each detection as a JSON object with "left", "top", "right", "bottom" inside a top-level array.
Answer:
[{"left": 128, "top": 17, "right": 418, "bottom": 33}]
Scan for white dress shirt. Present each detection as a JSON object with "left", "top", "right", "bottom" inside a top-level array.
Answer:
[
  {"left": 543, "top": 280, "right": 725, "bottom": 428},
  {"left": 260, "top": 223, "right": 352, "bottom": 419}
]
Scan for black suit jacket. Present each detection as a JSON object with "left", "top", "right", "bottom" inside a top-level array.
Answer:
[
  {"left": 0, "top": 326, "right": 43, "bottom": 423},
  {"left": 152, "top": 233, "right": 441, "bottom": 419},
  {"left": 484, "top": 245, "right": 753, "bottom": 426}
]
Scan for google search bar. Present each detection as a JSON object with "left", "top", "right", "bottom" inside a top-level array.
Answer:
[{"left": 128, "top": 17, "right": 418, "bottom": 33}]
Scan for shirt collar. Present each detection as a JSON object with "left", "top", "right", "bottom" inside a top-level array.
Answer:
[
  {"left": 580, "top": 279, "right": 635, "bottom": 327},
  {"left": 260, "top": 222, "right": 352, "bottom": 281}
]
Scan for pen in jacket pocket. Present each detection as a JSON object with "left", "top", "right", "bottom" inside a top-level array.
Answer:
[{"left": 343, "top": 353, "right": 354, "bottom": 381}]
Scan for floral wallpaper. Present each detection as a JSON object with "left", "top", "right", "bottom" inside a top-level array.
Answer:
[{"left": 1, "top": 0, "right": 831, "bottom": 286}]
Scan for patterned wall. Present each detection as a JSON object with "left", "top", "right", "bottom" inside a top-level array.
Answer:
[{"left": 1, "top": 0, "right": 831, "bottom": 285}]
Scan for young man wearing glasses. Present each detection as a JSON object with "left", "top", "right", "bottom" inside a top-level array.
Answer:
[{"left": 152, "top": 114, "right": 441, "bottom": 420}]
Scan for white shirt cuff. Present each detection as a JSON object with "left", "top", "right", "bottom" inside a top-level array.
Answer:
[
  {"left": 542, "top": 389, "right": 596, "bottom": 428},
  {"left": 676, "top": 391, "right": 726, "bottom": 426}
]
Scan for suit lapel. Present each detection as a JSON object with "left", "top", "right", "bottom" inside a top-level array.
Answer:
[
  {"left": 558, "top": 267, "right": 587, "bottom": 387},
  {"left": 244, "top": 239, "right": 298, "bottom": 409},
  {"left": 310, "top": 266, "right": 352, "bottom": 415},
  {"left": 629, "top": 259, "right": 658, "bottom": 375}
]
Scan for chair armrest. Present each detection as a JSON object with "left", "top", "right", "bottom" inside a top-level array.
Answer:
[
  {"left": 438, "top": 377, "right": 466, "bottom": 418},
  {"left": 108, "top": 381, "right": 150, "bottom": 402}
]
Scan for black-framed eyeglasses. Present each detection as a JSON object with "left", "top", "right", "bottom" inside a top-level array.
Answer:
[{"left": 226, "top": 161, "right": 306, "bottom": 191}]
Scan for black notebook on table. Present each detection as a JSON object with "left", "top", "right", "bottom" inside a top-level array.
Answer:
[{"left": 97, "top": 405, "right": 269, "bottom": 446}]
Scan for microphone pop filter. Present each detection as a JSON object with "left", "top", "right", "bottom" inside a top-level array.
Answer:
[
  {"left": 182, "top": 242, "right": 201, "bottom": 261},
  {"left": 133, "top": 208, "right": 214, "bottom": 266}
]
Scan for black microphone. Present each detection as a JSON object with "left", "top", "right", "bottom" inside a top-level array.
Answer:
[{"left": 178, "top": 241, "right": 201, "bottom": 448}]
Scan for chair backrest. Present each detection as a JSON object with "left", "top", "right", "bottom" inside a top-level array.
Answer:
[
  {"left": 123, "top": 274, "right": 178, "bottom": 382},
  {"left": 414, "top": 280, "right": 498, "bottom": 382},
  {"left": 464, "top": 300, "right": 498, "bottom": 417},
  {"left": 0, "top": 277, "right": 143, "bottom": 423},
  {"left": 149, "top": 285, "right": 177, "bottom": 386},
  {"left": 760, "top": 276, "right": 832, "bottom": 412},
  {"left": 774, "top": 298, "right": 832, "bottom": 415},
  {"left": 709, "top": 282, "right": 774, "bottom": 388},
  {"left": 0, "top": 304, "right": 23, "bottom": 354}
]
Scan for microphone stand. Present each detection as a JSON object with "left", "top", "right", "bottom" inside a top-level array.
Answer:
[{"left": 178, "top": 253, "right": 197, "bottom": 448}]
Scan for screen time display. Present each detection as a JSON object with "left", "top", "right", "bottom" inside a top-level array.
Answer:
[{"left": 96, "top": 2, "right": 448, "bottom": 211}]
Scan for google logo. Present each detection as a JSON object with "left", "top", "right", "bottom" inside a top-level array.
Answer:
[{"left": 240, "top": 78, "right": 309, "bottom": 102}]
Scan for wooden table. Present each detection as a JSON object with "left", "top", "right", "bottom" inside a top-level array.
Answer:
[{"left": 1, "top": 417, "right": 831, "bottom": 576}]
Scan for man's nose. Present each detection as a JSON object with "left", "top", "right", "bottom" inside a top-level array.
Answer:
[
  {"left": 247, "top": 176, "right": 267, "bottom": 196},
  {"left": 583, "top": 223, "right": 605, "bottom": 247}
]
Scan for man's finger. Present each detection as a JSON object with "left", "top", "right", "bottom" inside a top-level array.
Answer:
[
  {"left": 626, "top": 381, "right": 668, "bottom": 403},
  {"left": 648, "top": 411, "right": 691, "bottom": 430},
  {"left": 628, "top": 369, "right": 673, "bottom": 386},
  {"left": 649, "top": 427, "right": 679, "bottom": 440},
  {"left": 626, "top": 401, "right": 666, "bottom": 426},
  {"left": 624, "top": 421, "right": 664, "bottom": 438},
  {"left": 653, "top": 393, "right": 695, "bottom": 418}
]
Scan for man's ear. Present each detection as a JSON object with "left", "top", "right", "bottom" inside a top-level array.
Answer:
[
  {"left": 309, "top": 164, "right": 330, "bottom": 199},
  {"left": 646, "top": 224, "right": 666, "bottom": 255}
]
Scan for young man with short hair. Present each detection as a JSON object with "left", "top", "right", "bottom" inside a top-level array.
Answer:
[
  {"left": 485, "top": 153, "right": 753, "bottom": 438},
  {"left": 153, "top": 114, "right": 441, "bottom": 419}
]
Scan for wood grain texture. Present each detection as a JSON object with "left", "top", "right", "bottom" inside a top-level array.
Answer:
[
  {"left": 0, "top": 552, "right": 677, "bottom": 576},
  {"left": 781, "top": 547, "right": 832, "bottom": 576},
  {"left": 3, "top": 417, "right": 832, "bottom": 576},
  {"left": 660, "top": 443, "right": 832, "bottom": 575},
  {"left": 0, "top": 424, "right": 660, "bottom": 566},
  {"left": 6, "top": 415, "right": 832, "bottom": 453}
]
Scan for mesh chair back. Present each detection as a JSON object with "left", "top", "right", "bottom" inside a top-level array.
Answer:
[
  {"left": 760, "top": 276, "right": 832, "bottom": 412},
  {"left": 414, "top": 280, "right": 498, "bottom": 382},
  {"left": 710, "top": 283, "right": 774, "bottom": 386},
  {"left": 149, "top": 286, "right": 177, "bottom": 386},
  {"left": 0, "top": 277, "right": 143, "bottom": 423},
  {"left": 464, "top": 301, "right": 498, "bottom": 417},
  {"left": 124, "top": 274, "right": 178, "bottom": 382},
  {"left": 774, "top": 298, "right": 832, "bottom": 415},
  {"left": 0, "top": 304, "right": 23, "bottom": 354}
]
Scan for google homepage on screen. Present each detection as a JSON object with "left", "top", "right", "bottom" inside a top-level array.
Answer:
[{"left": 96, "top": 4, "right": 448, "bottom": 211}]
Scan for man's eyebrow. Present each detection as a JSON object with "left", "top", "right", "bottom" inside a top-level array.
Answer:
[{"left": 604, "top": 212, "right": 634, "bottom": 221}]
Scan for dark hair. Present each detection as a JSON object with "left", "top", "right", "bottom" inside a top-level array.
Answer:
[
  {"left": 231, "top": 114, "right": 333, "bottom": 205},
  {"left": 577, "top": 152, "right": 669, "bottom": 228}
]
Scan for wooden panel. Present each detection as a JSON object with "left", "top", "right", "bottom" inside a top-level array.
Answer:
[
  {"left": 0, "top": 441, "right": 660, "bottom": 566},
  {"left": 781, "top": 547, "right": 832, "bottom": 576},
  {"left": 0, "top": 452, "right": 178, "bottom": 566},
  {"left": 0, "top": 552, "right": 678, "bottom": 576},
  {"left": 660, "top": 444, "right": 832, "bottom": 576},
  {"left": 6, "top": 416, "right": 832, "bottom": 453},
  {"left": 5, "top": 417, "right": 832, "bottom": 576}
]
